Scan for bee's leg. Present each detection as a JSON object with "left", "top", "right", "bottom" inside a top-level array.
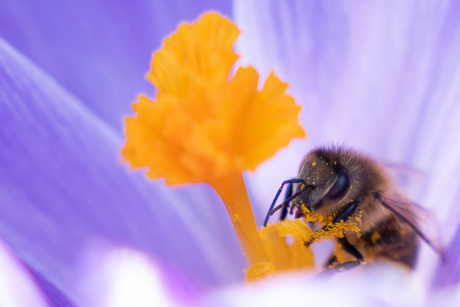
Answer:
[
  {"left": 326, "top": 254, "right": 339, "bottom": 267},
  {"left": 330, "top": 237, "right": 365, "bottom": 272},
  {"left": 332, "top": 201, "right": 358, "bottom": 224},
  {"left": 280, "top": 181, "right": 294, "bottom": 221},
  {"left": 324, "top": 240, "right": 362, "bottom": 269},
  {"left": 308, "top": 200, "right": 364, "bottom": 271},
  {"left": 305, "top": 201, "right": 359, "bottom": 247},
  {"left": 319, "top": 238, "right": 364, "bottom": 277},
  {"left": 329, "top": 201, "right": 365, "bottom": 271}
]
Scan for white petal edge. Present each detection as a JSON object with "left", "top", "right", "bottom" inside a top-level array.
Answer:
[
  {"left": 201, "top": 262, "right": 446, "bottom": 307},
  {"left": 0, "top": 239, "right": 49, "bottom": 307}
]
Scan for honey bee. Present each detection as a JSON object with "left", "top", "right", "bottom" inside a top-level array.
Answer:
[{"left": 264, "top": 146, "right": 444, "bottom": 270}]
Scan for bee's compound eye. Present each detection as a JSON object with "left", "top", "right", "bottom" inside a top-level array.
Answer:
[{"left": 326, "top": 169, "right": 351, "bottom": 201}]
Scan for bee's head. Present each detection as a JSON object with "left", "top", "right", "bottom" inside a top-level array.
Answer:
[{"left": 293, "top": 149, "right": 351, "bottom": 214}]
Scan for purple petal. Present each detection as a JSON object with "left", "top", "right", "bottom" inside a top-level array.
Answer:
[
  {"left": 0, "top": 37, "right": 245, "bottom": 304},
  {"left": 0, "top": 1, "right": 232, "bottom": 129},
  {"left": 235, "top": 0, "right": 460, "bottom": 283}
]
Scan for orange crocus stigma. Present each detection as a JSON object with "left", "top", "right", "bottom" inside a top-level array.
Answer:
[{"left": 122, "top": 12, "right": 360, "bottom": 281}]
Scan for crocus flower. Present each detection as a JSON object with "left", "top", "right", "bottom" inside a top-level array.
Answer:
[{"left": 1, "top": 1, "right": 460, "bottom": 306}]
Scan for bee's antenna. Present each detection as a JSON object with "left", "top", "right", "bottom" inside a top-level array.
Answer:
[
  {"left": 263, "top": 178, "right": 311, "bottom": 227},
  {"left": 280, "top": 182, "right": 294, "bottom": 220}
]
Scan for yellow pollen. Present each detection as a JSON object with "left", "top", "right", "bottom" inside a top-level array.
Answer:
[
  {"left": 371, "top": 231, "right": 381, "bottom": 243},
  {"left": 312, "top": 162, "right": 317, "bottom": 166}
]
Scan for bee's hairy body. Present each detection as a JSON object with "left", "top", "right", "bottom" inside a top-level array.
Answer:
[
  {"left": 292, "top": 146, "right": 422, "bottom": 268},
  {"left": 347, "top": 214, "right": 419, "bottom": 268}
]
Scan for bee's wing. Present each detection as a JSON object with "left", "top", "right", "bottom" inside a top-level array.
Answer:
[{"left": 380, "top": 194, "right": 445, "bottom": 261}]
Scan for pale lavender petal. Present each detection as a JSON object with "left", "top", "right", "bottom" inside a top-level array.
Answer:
[
  {"left": 0, "top": 239, "right": 49, "bottom": 307},
  {"left": 0, "top": 37, "right": 245, "bottom": 305},
  {"left": 77, "top": 253, "right": 460, "bottom": 307},
  {"left": 201, "top": 263, "right": 428, "bottom": 307},
  {"left": 0, "top": 1, "right": 232, "bottom": 129},
  {"left": 235, "top": 0, "right": 460, "bottom": 280},
  {"left": 76, "top": 246, "right": 196, "bottom": 307},
  {"left": 433, "top": 224, "right": 460, "bottom": 288},
  {"left": 429, "top": 285, "right": 460, "bottom": 307}
]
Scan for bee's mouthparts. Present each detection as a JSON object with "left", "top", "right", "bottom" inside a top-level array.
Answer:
[{"left": 295, "top": 209, "right": 305, "bottom": 219}]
